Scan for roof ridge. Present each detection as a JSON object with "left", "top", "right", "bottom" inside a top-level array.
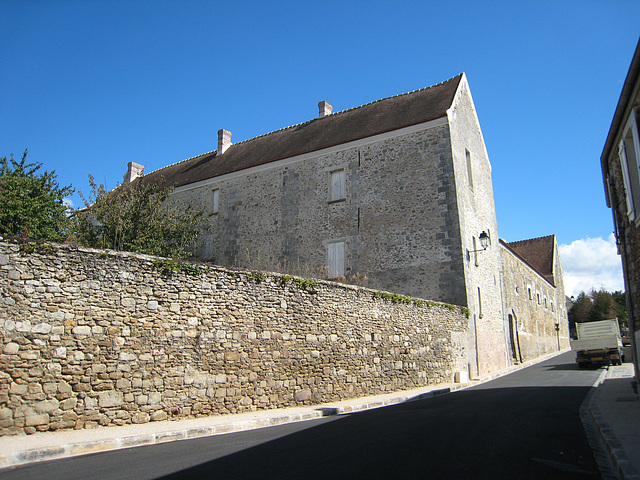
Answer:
[
  {"left": 227, "top": 73, "right": 464, "bottom": 149},
  {"left": 142, "top": 149, "right": 217, "bottom": 180},
  {"left": 506, "top": 234, "right": 555, "bottom": 246},
  {"left": 139, "top": 73, "right": 463, "bottom": 182}
]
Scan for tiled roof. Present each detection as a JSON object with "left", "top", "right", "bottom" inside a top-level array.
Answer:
[
  {"left": 143, "top": 74, "right": 463, "bottom": 188},
  {"left": 503, "top": 235, "right": 556, "bottom": 286}
]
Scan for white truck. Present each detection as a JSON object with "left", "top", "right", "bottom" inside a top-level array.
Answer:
[{"left": 571, "top": 319, "right": 624, "bottom": 368}]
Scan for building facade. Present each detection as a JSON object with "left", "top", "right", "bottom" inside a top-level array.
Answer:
[
  {"left": 501, "top": 236, "right": 568, "bottom": 364},
  {"left": 138, "top": 73, "right": 569, "bottom": 378},
  {"left": 601, "top": 38, "right": 640, "bottom": 378}
]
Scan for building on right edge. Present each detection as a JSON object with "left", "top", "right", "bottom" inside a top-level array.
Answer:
[{"left": 601, "top": 37, "right": 640, "bottom": 379}]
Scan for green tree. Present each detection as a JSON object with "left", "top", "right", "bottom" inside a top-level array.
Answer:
[
  {"left": 71, "top": 175, "right": 206, "bottom": 259},
  {"left": 568, "top": 288, "right": 628, "bottom": 333},
  {"left": 0, "top": 150, "right": 74, "bottom": 241}
]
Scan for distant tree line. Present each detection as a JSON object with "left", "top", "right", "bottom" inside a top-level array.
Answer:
[
  {"left": 0, "top": 150, "right": 206, "bottom": 259},
  {"left": 568, "top": 288, "right": 628, "bottom": 334}
]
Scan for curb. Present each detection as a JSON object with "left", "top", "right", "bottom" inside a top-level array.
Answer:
[
  {"left": 0, "top": 410, "right": 326, "bottom": 469},
  {"left": 0, "top": 350, "right": 568, "bottom": 470}
]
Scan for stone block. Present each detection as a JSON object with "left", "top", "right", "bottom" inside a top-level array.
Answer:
[
  {"left": 131, "top": 412, "right": 150, "bottom": 424},
  {"left": 57, "top": 381, "right": 72, "bottom": 394},
  {"left": 25, "top": 414, "right": 49, "bottom": 426},
  {"left": 9, "top": 383, "right": 27, "bottom": 395},
  {"left": 150, "top": 410, "right": 167, "bottom": 422},
  {"left": 3, "top": 343, "right": 19, "bottom": 355},
  {"left": 147, "top": 301, "right": 158, "bottom": 310},
  {"left": 53, "top": 346, "right": 67, "bottom": 358},
  {"left": 121, "top": 297, "right": 136, "bottom": 307},
  {"left": 15, "top": 321, "right": 32, "bottom": 332},
  {"left": 60, "top": 398, "right": 77, "bottom": 411},
  {"left": 295, "top": 389, "right": 312, "bottom": 402},
  {"left": 32, "top": 323, "right": 52, "bottom": 334},
  {"left": 73, "top": 326, "right": 92, "bottom": 336},
  {"left": 224, "top": 352, "right": 240, "bottom": 361},
  {"left": 35, "top": 399, "right": 60, "bottom": 414},
  {"left": 98, "top": 391, "right": 124, "bottom": 408}
]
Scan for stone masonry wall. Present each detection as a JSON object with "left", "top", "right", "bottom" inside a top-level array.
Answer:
[
  {"left": 501, "top": 244, "right": 570, "bottom": 362},
  {"left": 0, "top": 239, "right": 468, "bottom": 436},
  {"left": 173, "top": 121, "right": 467, "bottom": 308}
]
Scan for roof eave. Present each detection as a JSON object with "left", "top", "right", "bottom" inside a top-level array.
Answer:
[{"left": 601, "top": 38, "right": 640, "bottom": 205}]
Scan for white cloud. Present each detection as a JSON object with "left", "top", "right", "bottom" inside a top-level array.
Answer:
[
  {"left": 63, "top": 198, "right": 74, "bottom": 209},
  {"left": 558, "top": 234, "right": 624, "bottom": 298}
]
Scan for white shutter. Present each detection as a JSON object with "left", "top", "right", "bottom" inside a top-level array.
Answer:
[
  {"left": 327, "top": 242, "right": 345, "bottom": 278},
  {"left": 212, "top": 189, "right": 219, "bottom": 214},
  {"left": 330, "top": 169, "right": 345, "bottom": 201},
  {"left": 619, "top": 140, "right": 636, "bottom": 221}
]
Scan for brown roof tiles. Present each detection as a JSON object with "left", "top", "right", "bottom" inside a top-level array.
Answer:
[
  {"left": 143, "top": 74, "right": 463, "bottom": 189},
  {"left": 503, "top": 235, "right": 557, "bottom": 286}
]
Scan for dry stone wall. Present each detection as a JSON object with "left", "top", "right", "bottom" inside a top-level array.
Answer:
[{"left": 0, "top": 239, "right": 468, "bottom": 436}]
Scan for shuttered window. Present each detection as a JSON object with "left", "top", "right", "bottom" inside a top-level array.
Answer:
[
  {"left": 211, "top": 189, "right": 219, "bottom": 215},
  {"left": 329, "top": 169, "right": 345, "bottom": 202},
  {"left": 618, "top": 111, "right": 640, "bottom": 222},
  {"left": 327, "top": 242, "right": 345, "bottom": 279}
]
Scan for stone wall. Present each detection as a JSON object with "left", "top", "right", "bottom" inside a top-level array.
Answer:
[
  {"left": 447, "top": 76, "right": 506, "bottom": 376},
  {"left": 501, "top": 242, "right": 570, "bottom": 362},
  {"left": 0, "top": 239, "right": 468, "bottom": 436},
  {"left": 605, "top": 146, "right": 640, "bottom": 375},
  {"left": 172, "top": 119, "right": 467, "bottom": 308}
]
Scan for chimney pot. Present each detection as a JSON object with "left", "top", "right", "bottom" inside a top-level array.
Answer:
[
  {"left": 123, "top": 162, "right": 144, "bottom": 184},
  {"left": 217, "top": 129, "right": 232, "bottom": 155},
  {"left": 318, "top": 101, "right": 332, "bottom": 118}
]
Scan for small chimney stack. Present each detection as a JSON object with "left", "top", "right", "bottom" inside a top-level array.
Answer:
[
  {"left": 217, "top": 129, "right": 232, "bottom": 155},
  {"left": 123, "top": 162, "right": 144, "bottom": 184},
  {"left": 318, "top": 101, "right": 332, "bottom": 118}
]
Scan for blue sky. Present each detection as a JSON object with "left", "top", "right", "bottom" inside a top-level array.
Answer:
[{"left": 1, "top": 1, "right": 638, "bottom": 295}]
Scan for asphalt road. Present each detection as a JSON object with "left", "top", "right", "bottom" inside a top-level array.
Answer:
[{"left": 1, "top": 351, "right": 606, "bottom": 480}]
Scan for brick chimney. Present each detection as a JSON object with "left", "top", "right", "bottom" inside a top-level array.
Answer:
[
  {"left": 318, "top": 101, "right": 332, "bottom": 118},
  {"left": 123, "top": 162, "right": 144, "bottom": 184},
  {"left": 217, "top": 129, "right": 232, "bottom": 156}
]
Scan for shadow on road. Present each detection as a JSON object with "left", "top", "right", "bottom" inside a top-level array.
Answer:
[{"left": 154, "top": 383, "right": 601, "bottom": 480}]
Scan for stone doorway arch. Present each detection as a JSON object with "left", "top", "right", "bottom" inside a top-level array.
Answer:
[{"left": 508, "top": 311, "right": 523, "bottom": 364}]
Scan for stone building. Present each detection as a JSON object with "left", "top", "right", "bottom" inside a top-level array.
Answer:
[
  {"left": 601, "top": 37, "right": 640, "bottom": 379},
  {"left": 136, "top": 73, "right": 569, "bottom": 377},
  {"left": 500, "top": 235, "right": 567, "bottom": 364}
]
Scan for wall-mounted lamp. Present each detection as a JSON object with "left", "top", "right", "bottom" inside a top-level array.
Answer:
[
  {"left": 468, "top": 231, "right": 491, "bottom": 254},
  {"left": 467, "top": 231, "right": 491, "bottom": 265}
]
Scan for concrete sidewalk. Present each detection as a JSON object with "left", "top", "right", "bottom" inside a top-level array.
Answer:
[
  {"left": 588, "top": 362, "right": 640, "bottom": 480},
  {"left": 0, "top": 350, "right": 637, "bottom": 479}
]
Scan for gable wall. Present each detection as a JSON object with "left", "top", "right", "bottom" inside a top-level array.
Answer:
[{"left": 447, "top": 77, "right": 507, "bottom": 375}]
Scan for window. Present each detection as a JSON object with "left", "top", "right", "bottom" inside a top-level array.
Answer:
[
  {"left": 466, "top": 149, "right": 474, "bottom": 190},
  {"left": 327, "top": 242, "right": 345, "bottom": 278},
  {"left": 329, "top": 169, "right": 345, "bottom": 202},
  {"left": 211, "top": 189, "right": 219, "bottom": 215},
  {"left": 618, "top": 110, "right": 640, "bottom": 222},
  {"left": 472, "top": 236, "right": 478, "bottom": 266}
]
